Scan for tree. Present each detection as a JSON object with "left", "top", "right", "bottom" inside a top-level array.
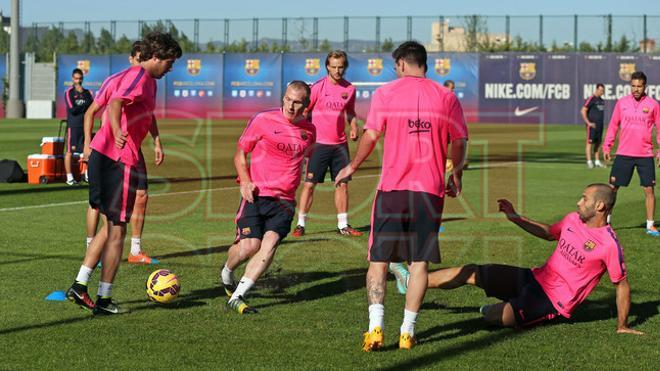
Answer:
[
  {"left": 222, "top": 38, "right": 248, "bottom": 52},
  {"left": 38, "top": 27, "right": 65, "bottom": 62},
  {"left": 113, "top": 34, "right": 133, "bottom": 54},
  {"left": 579, "top": 41, "right": 595, "bottom": 52},
  {"left": 205, "top": 41, "right": 217, "bottom": 53},
  {"left": 81, "top": 31, "right": 96, "bottom": 54},
  {"left": 0, "top": 27, "right": 8, "bottom": 53},
  {"left": 96, "top": 28, "right": 115, "bottom": 54},
  {"left": 318, "top": 39, "right": 332, "bottom": 52},
  {"left": 614, "top": 35, "right": 632, "bottom": 53},
  {"left": 380, "top": 37, "right": 394, "bottom": 52},
  {"left": 60, "top": 30, "right": 80, "bottom": 54}
]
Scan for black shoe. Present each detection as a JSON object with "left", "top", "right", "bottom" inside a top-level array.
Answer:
[
  {"left": 93, "top": 297, "right": 129, "bottom": 315},
  {"left": 66, "top": 282, "right": 95, "bottom": 311},
  {"left": 223, "top": 282, "right": 237, "bottom": 298}
]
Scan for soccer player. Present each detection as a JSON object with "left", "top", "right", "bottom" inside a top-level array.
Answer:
[
  {"left": 417, "top": 184, "right": 642, "bottom": 335},
  {"left": 443, "top": 79, "right": 455, "bottom": 92},
  {"left": 581, "top": 83, "right": 606, "bottom": 169},
  {"left": 334, "top": 41, "right": 468, "bottom": 350},
  {"left": 602, "top": 71, "right": 660, "bottom": 236},
  {"left": 64, "top": 68, "right": 93, "bottom": 185},
  {"left": 66, "top": 32, "right": 181, "bottom": 315},
  {"left": 221, "top": 81, "right": 316, "bottom": 314},
  {"left": 292, "top": 50, "right": 362, "bottom": 237},
  {"left": 82, "top": 41, "right": 159, "bottom": 264}
]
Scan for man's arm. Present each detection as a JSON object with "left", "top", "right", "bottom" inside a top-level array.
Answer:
[
  {"left": 603, "top": 102, "right": 621, "bottom": 162},
  {"left": 580, "top": 106, "right": 595, "bottom": 128},
  {"left": 333, "top": 128, "right": 380, "bottom": 185},
  {"left": 347, "top": 113, "right": 359, "bottom": 141},
  {"left": 234, "top": 147, "right": 256, "bottom": 203},
  {"left": 107, "top": 98, "right": 127, "bottom": 149},
  {"left": 150, "top": 115, "right": 164, "bottom": 166},
  {"left": 82, "top": 101, "right": 100, "bottom": 159},
  {"left": 446, "top": 138, "right": 467, "bottom": 197},
  {"left": 497, "top": 199, "right": 556, "bottom": 241},
  {"left": 614, "top": 278, "right": 644, "bottom": 335}
]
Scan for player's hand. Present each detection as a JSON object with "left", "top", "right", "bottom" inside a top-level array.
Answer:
[
  {"left": 154, "top": 144, "right": 164, "bottom": 166},
  {"left": 497, "top": 199, "right": 520, "bottom": 220},
  {"left": 445, "top": 172, "right": 462, "bottom": 197},
  {"left": 604, "top": 152, "right": 612, "bottom": 163},
  {"left": 83, "top": 144, "right": 92, "bottom": 162},
  {"left": 114, "top": 130, "right": 128, "bottom": 149},
  {"left": 334, "top": 164, "right": 356, "bottom": 187},
  {"left": 350, "top": 128, "right": 358, "bottom": 141},
  {"left": 616, "top": 327, "right": 644, "bottom": 335},
  {"left": 240, "top": 182, "right": 257, "bottom": 203},
  {"left": 587, "top": 122, "right": 596, "bottom": 128}
]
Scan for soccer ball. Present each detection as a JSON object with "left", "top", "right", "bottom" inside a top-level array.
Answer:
[{"left": 146, "top": 269, "right": 180, "bottom": 304}]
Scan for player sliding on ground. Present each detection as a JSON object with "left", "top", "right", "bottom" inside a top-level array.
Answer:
[
  {"left": 394, "top": 184, "right": 643, "bottom": 335},
  {"left": 220, "top": 81, "right": 316, "bottom": 314}
]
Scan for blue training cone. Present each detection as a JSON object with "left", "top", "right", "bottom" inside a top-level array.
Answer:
[
  {"left": 45, "top": 291, "right": 67, "bottom": 301},
  {"left": 439, "top": 226, "right": 446, "bottom": 233}
]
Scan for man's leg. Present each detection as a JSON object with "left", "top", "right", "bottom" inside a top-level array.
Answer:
[
  {"left": 428, "top": 265, "right": 479, "bottom": 289},
  {"left": 585, "top": 142, "right": 593, "bottom": 168},
  {"left": 482, "top": 302, "right": 517, "bottom": 327},
  {"left": 128, "top": 190, "right": 156, "bottom": 263},
  {"left": 399, "top": 261, "right": 428, "bottom": 349},
  {"left": 67, "top": 215, "right": 109, "bottom": 310},
  {"left": 334, "top": 182, "right": 361, "bottom": 235},
  {"left": 294, "top": 182, "right": 315, "bottom": 236},
  {"left": 93, "top": 221, "right": 128, "bottom": 314},
  {"left": 222, "top": 239, "right": 260, "bottom": 296},
  {"left": 86, "top": 207, "right": 101, "bottom": 249},
  {"left": 227, "top": 232, "right": 281, "bottom": 314},
  {"left": 363, "top": 262, "right": 387, "bottom": 351},
  {"left": 643, "top": 186, "right": 657, "bottom": 234}
]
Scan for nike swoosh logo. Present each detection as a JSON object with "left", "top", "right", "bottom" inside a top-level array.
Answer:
[
  {"left": 514, "top": 106, "right": 539, "bottom": 117},
  {"left": 274, "top": 131, "right": 282, "bottom": 134},
  {"left": 567, "top": 227, "right": 574, "bottom": 232}
]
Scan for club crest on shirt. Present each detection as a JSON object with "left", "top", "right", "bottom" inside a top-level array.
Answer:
[
  {"left": 618, "top": 63, "right": 635, "bottom": 81},
  {"left": 642, "top": 107, "right": 649, "bottom": 113},
  {"left": 583, "top": 240, "right": 596, "bottom": 251},
  {"left": 519, "top": 62, "right": 536, "bottom": 80},
  {"left": 341, "top": 92, "right": 349, "bottom": 100},
  {"left": 187, "top": 59, "right": 201, "bottom": 76},
  {"left": 435, "top": 58, "right": 451, "bottom": 76},
  {"left": 368, "top": 58, "right": 383, "bottom": 76},
  {"left": 241, "top": 227, "right": 251, "bottom": 236},
  {"left": 305, "top": 58, "right": 321, "bottom": 76},
  {"left": 245, "top": 59, "right": 260, "bottom": 76},
  {"left": 300, "top": 130, "right": 309, "bottom": 141},
  {"left": 76, "top": 60, "right": 91, "bottom": 75}
]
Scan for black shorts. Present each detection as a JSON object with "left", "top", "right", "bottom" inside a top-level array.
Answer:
[
  {"left": 88, "top": 150, "right": 139, "bottom": 224},
  {"left": 305, "top": 143, "right": 351, "bottom": 183},
  {"left": 609, "top": 155, "right": 656, "bottom": 187},
  {"left": 67, "top": 126, "right": 84, "bottom": 153},
  {"left": 235, "top": 196, "right": 296, "bottom": 241},
  {"left": 477, "top": 264, "right": 559, "bottom": 327},
  {"left": 136, "top": 150, "right": 148, "bottom": 191},
  {"left": 368, "top": 190, "right": 444, "bottom": 263},
  {"left": 587, "top": 123, "right": 603, "bottom": 145}
]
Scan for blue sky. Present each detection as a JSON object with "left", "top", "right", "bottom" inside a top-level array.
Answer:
[
  {"left": 1, "top": 0, "right": 656, "bottom": 46},
  {"left": 1, "top": 0, "right": 656, "bottom": 22}
]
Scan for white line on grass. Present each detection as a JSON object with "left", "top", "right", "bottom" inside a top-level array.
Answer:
[{"left": 0, "top": 174, "right": 383, "bottom": 212}]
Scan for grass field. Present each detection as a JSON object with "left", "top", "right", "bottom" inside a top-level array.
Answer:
[{"left": 0, "top": 118, "right": 658, "bottom": 370}]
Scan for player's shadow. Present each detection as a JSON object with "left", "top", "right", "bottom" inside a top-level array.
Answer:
[{"left": 475, "top": 151, "right": 587, "bottom": 165}]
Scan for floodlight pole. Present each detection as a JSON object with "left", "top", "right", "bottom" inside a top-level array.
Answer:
[{"left": 7, "top": 0, "right": 24, "bottom": 118}]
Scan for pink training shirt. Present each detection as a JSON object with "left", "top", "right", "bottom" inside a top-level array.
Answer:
[
  {"left": 308, "top": 77, "right": 356, "bottom": 144},
  {"left": 238, "top": 108, "right": 316, "bottom": 200},
  {"left": 532, "top": 212, "right": 627, "bottom": 318},
  {"left": 364, "top": 76, "right": 468, "bottom": 197},
  {"left": 90, "top": 66, "right": 156, "bottom": 166},
  {"left": 602, "top": 94, "right": 660, "bottom": 157}
]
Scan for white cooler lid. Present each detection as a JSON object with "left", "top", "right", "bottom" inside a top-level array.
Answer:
[
  {"left": 28, "top": 154, "right": 59, "bottom": 159},
  {"left": 41, "top": 137, "right": 64, "bottom": 145}
]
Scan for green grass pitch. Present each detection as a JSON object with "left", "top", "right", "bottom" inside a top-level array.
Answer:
[{"left": 0, "top": 119, "right": 658, "bottom": 369}]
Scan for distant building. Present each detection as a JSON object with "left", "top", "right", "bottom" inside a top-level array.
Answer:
[
  {"left": 428, "top": 20, "right": 507, "bottom": 52},
  {"left": 639, "top": 38, "right": 656, "bottom": 53}
]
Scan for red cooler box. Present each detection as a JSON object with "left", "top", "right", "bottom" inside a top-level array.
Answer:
[
  {"left": 40, "top": 137, "right": 64, "bottom": 155},
  {"left": 27, "top": 154, "right": 64, "bottom": 184}
]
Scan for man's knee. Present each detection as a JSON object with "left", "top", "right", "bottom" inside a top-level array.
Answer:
[{"left": 135, "top": 190, "right": 148, "bottom": 205}]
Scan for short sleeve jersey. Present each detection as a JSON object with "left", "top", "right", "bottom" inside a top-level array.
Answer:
[
  {"left": 307, "top": 77, "right": 356, "bottom": 145},
  {"left": 583, "top": 95, "right": 605, "bottom": 125}
]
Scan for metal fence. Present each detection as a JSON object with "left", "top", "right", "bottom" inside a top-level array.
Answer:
[{"left": 19, "top": 15, "right": 660, "bottom": 60}]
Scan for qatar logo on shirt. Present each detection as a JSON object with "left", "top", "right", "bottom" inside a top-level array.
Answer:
[
  {"left": 368, "top": 58, "right": 383, "bottom": 76},
  {"left": 187, "top": 59, "right": 202, "bottom": 76},
  {"left": 76, "top": 60, "right": 91, "bottom": 75},
  {"left": 618, "top": 63, "right": 635, "bottom": 82},
  {"left": 519, "top": 62, "right": 536, "bottom": 81},
  {"left": 305, "top": 58, "right": 321, "bottom": 76},
  {"left": 245, "top": 59, "right": 260, "bottom": 76},
  {"left": 435, "top": 58, "right": 451, "bottom": 76}
]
